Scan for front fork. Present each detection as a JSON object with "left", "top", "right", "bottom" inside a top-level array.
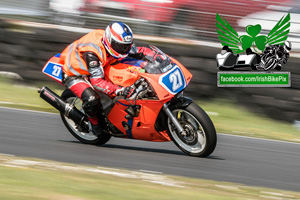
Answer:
[
  {"left": 162, "top": 103, "right": 186, "bottom": 135},
  {"left": 161, "top": 96, "right": 193, "bottom": 135}
]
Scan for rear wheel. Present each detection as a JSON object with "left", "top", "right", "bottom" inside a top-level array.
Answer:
[
  {"left": 167, "top": 102, "right": 216, "bottom": 157},
  {"left": 60, "top": 89, "right": 111, "bottom": 145}
]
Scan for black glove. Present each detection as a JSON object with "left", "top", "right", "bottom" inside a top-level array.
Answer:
[
  {"left": 115, "top": 87, "right": 135, "bottom": 98},
  {"left": 123, "top": 87, "right": 135, "bottom": 98}
]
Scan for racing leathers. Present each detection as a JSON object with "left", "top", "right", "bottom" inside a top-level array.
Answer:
[{"left": 60, "top": 29, "right": 135, "bottom": 135}]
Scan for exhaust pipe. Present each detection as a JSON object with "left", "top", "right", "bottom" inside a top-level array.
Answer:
[{"left": 38, "top": 87, "right": 88, "bottom": 129}]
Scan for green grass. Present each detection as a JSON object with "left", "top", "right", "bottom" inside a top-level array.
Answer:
[
  {"left": 199, "top": 99, "right": 300, "bottom": 142},
  {"left": 0, "top": 78, "right": 62, "bottom": 113},
  {"left": 0, "top": 155, "right": 299, "bottom": 200},
  {"left": 1, "top": 77, "right": 300, "bottom": 142}
]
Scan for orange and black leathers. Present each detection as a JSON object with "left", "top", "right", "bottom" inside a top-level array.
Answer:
[
  {"left": 60, "top": 29, "right": 120, "bottom": 127},
  {"left": 60, "top": 29, "right": 120, "bottom": 97}
]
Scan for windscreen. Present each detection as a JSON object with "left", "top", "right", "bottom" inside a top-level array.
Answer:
[{"left": 141, "top": 45, "right": 174, "bottom": 74}]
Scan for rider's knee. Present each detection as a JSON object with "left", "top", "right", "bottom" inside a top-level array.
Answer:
[{"left": 81, "top": 88, "right": 101, "bottom": 117}]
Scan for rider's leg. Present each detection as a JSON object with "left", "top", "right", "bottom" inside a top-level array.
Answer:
[{"left": 63, "top": 76, "right": 105, "bottom": 135}]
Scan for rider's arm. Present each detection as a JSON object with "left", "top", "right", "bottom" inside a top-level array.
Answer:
[{"left": 83, "top": 52, "right": 120, "bottom": 97}]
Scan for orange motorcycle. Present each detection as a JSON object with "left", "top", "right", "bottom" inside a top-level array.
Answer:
[{"left": 39, "top": 45, "right": 216, "bottom": 157}]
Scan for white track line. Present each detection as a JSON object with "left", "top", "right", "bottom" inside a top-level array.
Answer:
[
  {"left": 0, "top": 106, "right": 58, "bottom": 115},
  {"left": 218, "top": 133, "right": 300, "bottom": 145}
]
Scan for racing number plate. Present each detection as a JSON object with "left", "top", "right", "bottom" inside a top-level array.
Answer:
[
  {"left": 159, "top": 65, "right": 186, "bottom": 94},
  {"left": 42, "top": 54, "right": 63, "bottom": 83},
  {"left": 43, "top": 62, "right": 63, "bottom": 83}
]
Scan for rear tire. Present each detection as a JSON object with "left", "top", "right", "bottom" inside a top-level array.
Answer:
[
  {"left": 167, "top": 102, "right": 217, "bottom": 157},
  {"left": 60, "top": 89, "right": 111, "bottom": 145}
]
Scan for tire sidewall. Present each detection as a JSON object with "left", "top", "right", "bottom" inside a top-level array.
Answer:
[
  {"left": 168, "top": 102, "right": 217, "bottom": 157},
  {"left": 264, "top": 57, "right": 277, "bottom": 71}
]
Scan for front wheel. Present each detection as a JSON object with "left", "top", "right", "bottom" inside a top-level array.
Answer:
[
  {"left": 60, "top": 89, "right": 111, "bottom": 145},
  {"left": 167, "top": 102, "right": 217, "bottom": 157},
  {"left": 263, "top": 57, "right": 277, "bottom": 71}
]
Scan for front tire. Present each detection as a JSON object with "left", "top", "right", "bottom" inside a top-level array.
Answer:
[
  {"left": 60, "top": 89, "right": 111, "bottom": 145},
  {"left": 264, "top": 57, "right": 277, "bottom": 71},
  {"left": 167, "top": 102, "right": 217, "bottom": 157}
]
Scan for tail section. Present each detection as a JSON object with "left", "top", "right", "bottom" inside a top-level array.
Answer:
[{"left": 42, "top": 53, "right": 63, "bottom": 84}]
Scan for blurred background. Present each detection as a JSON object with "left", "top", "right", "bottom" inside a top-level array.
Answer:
[{"left": 1, "top": 0, "right": 300, "bottom": 125}]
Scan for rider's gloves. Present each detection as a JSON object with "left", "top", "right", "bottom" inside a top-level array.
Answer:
[
  {"left": 123, "top": 87, "right": 135, "bottom": 98},
  {"left": 115, "top": 87, "right": 135, "bottom": 98}
]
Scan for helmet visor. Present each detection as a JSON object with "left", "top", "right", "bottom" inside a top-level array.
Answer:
[{"left": 111, "top": 39, "right": 132, "bottom": 55}]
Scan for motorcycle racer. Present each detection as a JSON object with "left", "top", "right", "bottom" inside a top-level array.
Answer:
[
  {"left": 40, "top": 44, "right": 216, "bottom": 157},
  {"left": 258, "top": 41, "right": 292, "bottom": 71},
  {"left": 60, "top": 21, "right": 139, "bottom": 136}
]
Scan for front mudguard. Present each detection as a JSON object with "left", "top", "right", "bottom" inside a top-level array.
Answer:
[
  {"left": 155, "top": 96, "right": 193, "bottom": 132},
  {"left": 170, "top": 96, "right": 193, "bottom": 109}
]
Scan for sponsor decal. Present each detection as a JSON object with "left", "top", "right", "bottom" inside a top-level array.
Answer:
[
  {"left": 124, "top": 35, "right": 132, "bottom": 42},
  {"left": 44, "top": 90, "right": 56, "bottom": 101},
  {"left": 113, "top": 75, "right": 123, "bottom": 82}
]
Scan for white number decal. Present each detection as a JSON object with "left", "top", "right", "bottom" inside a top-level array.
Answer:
[
  {"left": 52, "top": 65, "right": 61, "bottom": 77},
  {"left": 169, "top": 69, "right": 183, "bottom": 91}
]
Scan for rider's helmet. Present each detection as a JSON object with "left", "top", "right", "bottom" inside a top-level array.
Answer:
[{"left": 103, "top": 21, "right": 133, "bottom": 59}]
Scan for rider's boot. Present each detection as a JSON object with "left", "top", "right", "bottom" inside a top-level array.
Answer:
[
  {"left": 91, "top": 124, "right": 103, "bottom": 137},
  {"left": 88, "top": 116, "right": 103, "bottom": 137},
  {"left": 97, "top": 109, "right": 109, "bottom": 134},
  {"left": 88, "top": 109, "right": 109, "bottom": 136}
]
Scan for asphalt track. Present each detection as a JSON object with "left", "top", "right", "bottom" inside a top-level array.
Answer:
[{"left": 0, "top": 107, "right": 300, "bottom": 192}]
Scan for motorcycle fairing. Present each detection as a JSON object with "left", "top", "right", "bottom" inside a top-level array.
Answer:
[
  {"left": 108, "top": 99, "right": 171, "bottom": 142},
  {"left": 42, "top": 53, "right": 63, "bottom": 84},
  {"left": 105, "top": 58, "right": 192, "bottom": 101},
  {"left": 106, "top": 53, "right": 192, "bottom": 142}
]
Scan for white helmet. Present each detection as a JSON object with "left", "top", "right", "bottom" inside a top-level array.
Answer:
[{"left": 103, "top": 21, "right": 133, "bottom": 59}]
